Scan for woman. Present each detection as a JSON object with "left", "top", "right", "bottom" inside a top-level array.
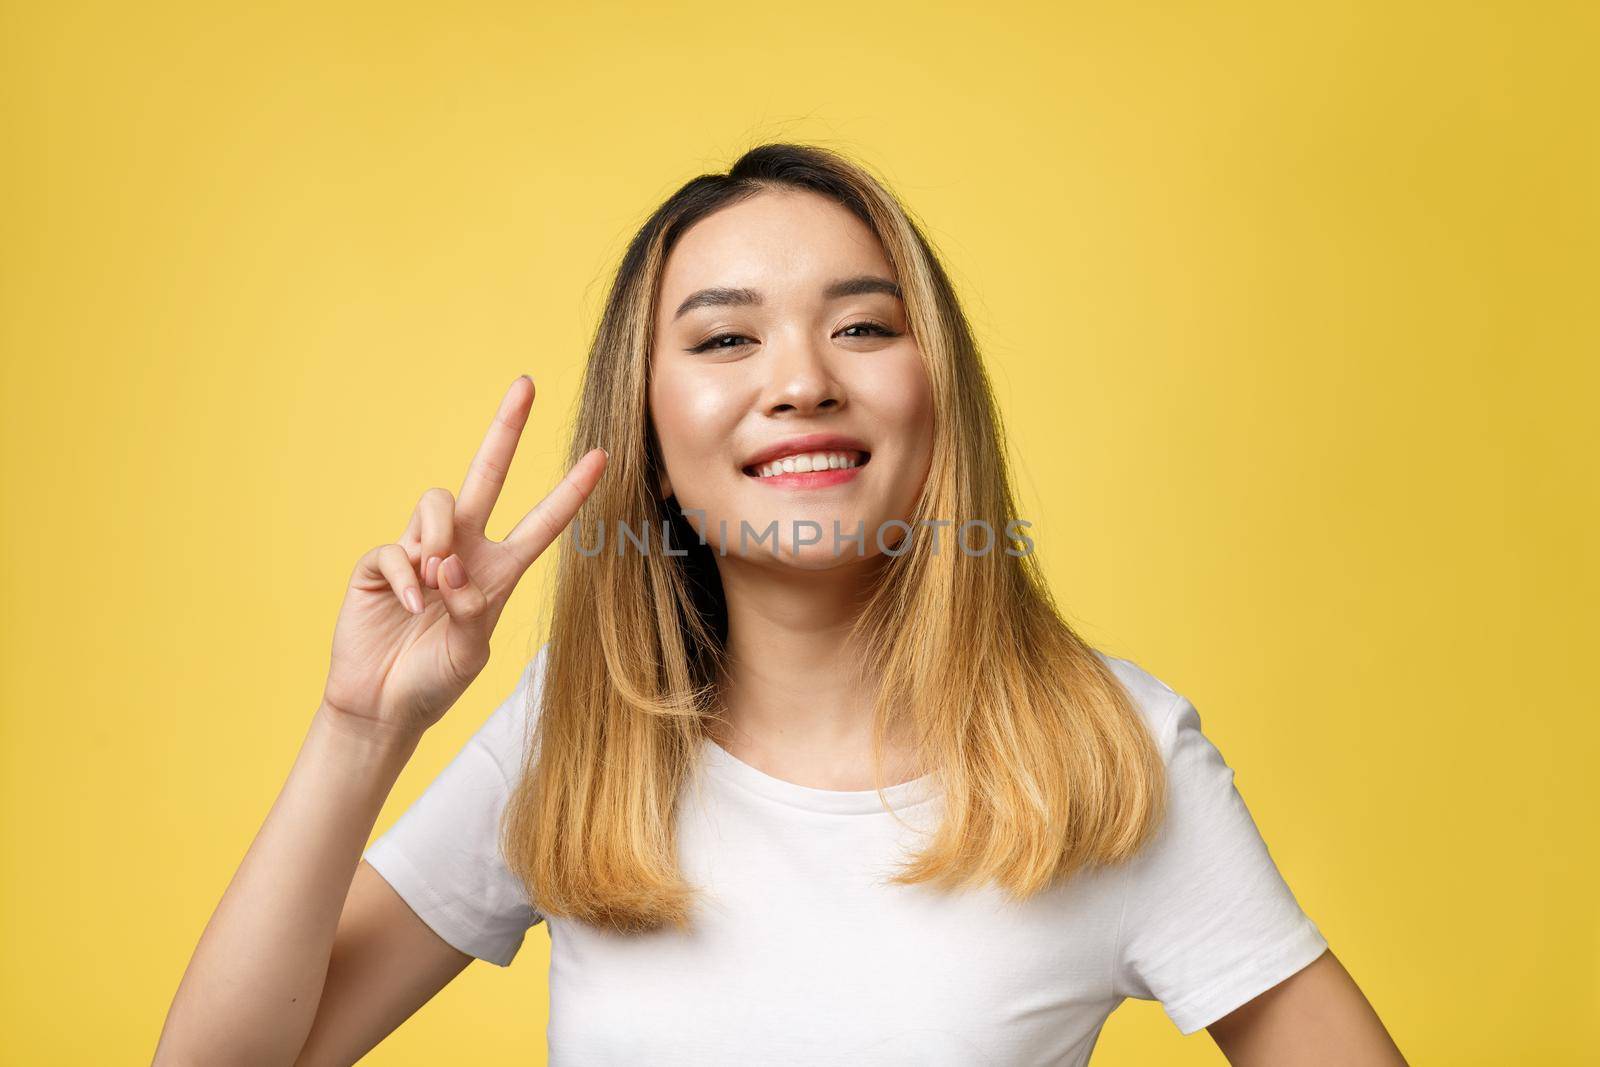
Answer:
[{"left": 156, "top": 144, "right": 1406, "bottom": 1065}]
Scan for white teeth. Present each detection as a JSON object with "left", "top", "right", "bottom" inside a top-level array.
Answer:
[{"left": 753, "top": 450, "right": 863, "bottom": 478}]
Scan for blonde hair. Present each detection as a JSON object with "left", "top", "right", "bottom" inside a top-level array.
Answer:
[{"left": 502, "top": 143, "right": 1166, "bottom": 933}]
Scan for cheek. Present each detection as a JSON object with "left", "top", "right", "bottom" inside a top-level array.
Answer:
[
  {"left": 857, "top": 355, "right": 935, "bottom": 460},
  {"left": 649, "top": 366, "right": 741, "bottom": 468}
]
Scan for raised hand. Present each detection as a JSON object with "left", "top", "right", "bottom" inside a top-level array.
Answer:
[{"left": 320, "top": 375, "right": 605, "bottom": 742}]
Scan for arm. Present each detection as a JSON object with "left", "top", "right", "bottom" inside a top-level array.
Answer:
[
  {"left": 291, "top": 860, "right": 478, "bottom": 1065},
  {"left": 153, "top": 708, "right": 470, "bottom": 1066},
  {"left": 153, "top": 376, "right": 605, "bottom": 1064},
  {"left": 1207, "top": 949, "right": 1408, "bottom": 1066}
]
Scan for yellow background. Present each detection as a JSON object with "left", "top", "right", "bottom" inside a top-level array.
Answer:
[{"left": 3, "top": 2, "right": 1595, "bottom": 1063}]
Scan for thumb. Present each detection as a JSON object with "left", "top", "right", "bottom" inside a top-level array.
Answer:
[{"left": 436, "top": 553, "right": 492, "bottom": 676}]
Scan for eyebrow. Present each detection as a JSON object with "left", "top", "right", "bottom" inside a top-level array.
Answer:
[{"left": 671, "top": 275, "right": 903, "bottom": 320}]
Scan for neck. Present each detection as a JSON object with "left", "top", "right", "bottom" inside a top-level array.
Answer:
[{"left": 708, "top": 552, "right": 921, "bottom": 789}]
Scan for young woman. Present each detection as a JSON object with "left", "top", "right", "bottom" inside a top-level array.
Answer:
[{"left": 156, "top": 144, "right": 1407, "bottom": 1065}]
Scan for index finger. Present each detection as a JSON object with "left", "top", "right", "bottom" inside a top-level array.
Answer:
[{"left": 456, "top": 375, "right": 535, "bottom": 534}]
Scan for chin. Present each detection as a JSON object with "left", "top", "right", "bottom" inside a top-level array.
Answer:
[{"left": 765, "top": 544, "right": 883, "bottom": 572}]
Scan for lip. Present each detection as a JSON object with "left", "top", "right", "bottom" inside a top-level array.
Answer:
[
  {"left": 739, "top": 433, "right": 872, "bottom": 472},
  {"left": 748, "top": 464, "right": 864, "bottom": 490}
]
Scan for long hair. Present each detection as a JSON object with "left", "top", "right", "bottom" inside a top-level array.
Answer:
[{"left": 501, "top": 143, "right": 1166, "bottom": 933}]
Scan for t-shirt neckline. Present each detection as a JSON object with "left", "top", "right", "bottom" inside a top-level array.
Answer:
[{"left": 699, "top": 737, "right": 939, "bottom": 815}]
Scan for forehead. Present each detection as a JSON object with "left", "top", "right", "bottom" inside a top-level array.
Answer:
[{"left": 657, "top": 189, "right": 892, "bottom": 306}]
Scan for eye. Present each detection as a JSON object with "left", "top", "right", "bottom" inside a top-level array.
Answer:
[
  {"left": 836, "top": 321, "right": 900, "bottom": 340},
  {"left": 687, "top": 332, "right": 756, "bottom": 354}
]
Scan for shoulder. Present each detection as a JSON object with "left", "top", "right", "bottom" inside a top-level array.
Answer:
[
  {"left": 1091, "top": 648, "right": 1187, "bottom": 743},
  {"left": 1091, "top": 652, "right": 1258, "bottom": 848}
]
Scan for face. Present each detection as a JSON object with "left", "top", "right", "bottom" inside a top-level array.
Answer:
[{"left": 648, "top": 189, "right": 935, "bottom": 570}]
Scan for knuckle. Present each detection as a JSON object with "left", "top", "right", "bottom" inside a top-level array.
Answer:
[
  {"left": 447, "top": 590, "right": 487, "bottom": 619},
  {"left": 475, "top": 453, "right": 511, "bottom": 480},
  {"left": 533, "top": 513, "right": 561, "bottom": 546},
  {"left": 421, "top": 486, "right": 455, "bottom": 507},
  {"left": 375, "top": 545, "right": 407, "bottom": 576}
]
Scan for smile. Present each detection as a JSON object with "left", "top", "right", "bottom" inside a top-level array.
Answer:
[
  {"left": 745, "top": 449, "right": 868, "bottom": 479},
  {"left": 740, "top": 449, "right": 871, "bottom": 489}
]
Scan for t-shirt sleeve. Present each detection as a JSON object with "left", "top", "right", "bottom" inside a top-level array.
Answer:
[
  {"left": 1112, "top": 691, "right": 1329, "bottom": 1034},
  {"left": 361, "top": 650, "right": 547, "bottom": 967}
]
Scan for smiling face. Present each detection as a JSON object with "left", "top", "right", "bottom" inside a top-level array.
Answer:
[{"left": 648, "top": 188, "right": 935, "bottom": 569}]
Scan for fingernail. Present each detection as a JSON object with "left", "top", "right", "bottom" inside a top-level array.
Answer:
[
  {"left": 600, "top": 447, "right": 610, "bottom": 461},
  {"left": 424, "top": 556, "right": 440, "bottom": 587},
  {"left": 441, "top": 554, "right": 467, "bottom": 589},
  {"left": 403, "top": 589, "right": 423, "bottom": 614}
]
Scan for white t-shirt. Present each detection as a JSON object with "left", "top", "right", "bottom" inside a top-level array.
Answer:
[{"left": 363, "top": 644, "right": 1328, "bottom": 1064}]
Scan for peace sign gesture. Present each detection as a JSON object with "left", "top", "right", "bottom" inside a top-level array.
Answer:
[{"left": 320, "top": 376, "right": 606, "bottom": 743}]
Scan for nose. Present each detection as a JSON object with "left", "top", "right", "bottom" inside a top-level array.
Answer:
[{"left": 759, "top": 333, "right": 845, "bottom": 416}]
